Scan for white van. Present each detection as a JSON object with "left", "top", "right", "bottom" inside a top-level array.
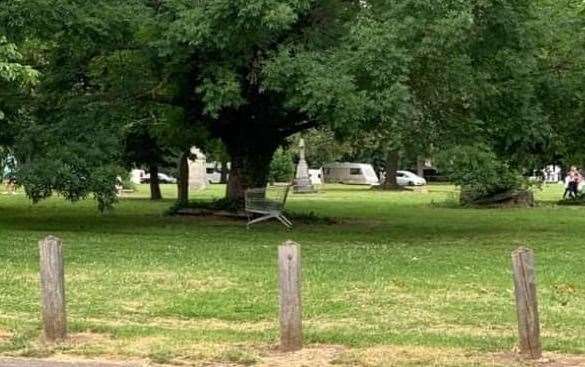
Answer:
[{"left": 322, "top": 163, "right": 380, "bottom": 185}]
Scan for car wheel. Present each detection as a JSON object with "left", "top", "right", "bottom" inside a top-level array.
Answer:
[{"left": 408, "top": 181, "right": 414, "bottom": 186}]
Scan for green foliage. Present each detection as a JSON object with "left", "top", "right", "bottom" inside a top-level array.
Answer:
[
  {"left": 197, "top": 67, "right": 245, "bottom": 118},
  {"left": 0, "top": 36, "right": 38, "bottom": 146},
  {"left": 1, "top": 0, "right": 583, "bottom": 208},
  {"left": 268, "top": 147, "right": 294, "bottom": 183},
  {"left": 0, "top": 36, "right": 38, "bottom": 87},
  {"left": 119, "top": 175, "right": 136, "bottom": 191},
  {"left": 531, "top": 0, "right": 585, "bottom": 167},
  {"left": 438, "top": 145, "right": 525, "bottom": 201},
  {"left": 0, "top": 0, "right": 364, "bottom": 206},
  {"left": 295, "top": 129, "right": 353, "bottom": 168}
]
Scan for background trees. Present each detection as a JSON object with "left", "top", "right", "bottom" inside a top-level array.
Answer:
[
  {"left": 533, "top": 0, "right": 585, "bottom": 167},
  {"left": 0, "top": 36, "right": 38, "bottom": 166},
  {"left": 0, "top": 0, "right": 583, "bottom": 208}
]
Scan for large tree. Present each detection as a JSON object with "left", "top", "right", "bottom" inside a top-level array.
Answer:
[
  {"left": 157, "top": 0, "right": 364, "bottom": 203},
  {"left": 1, "top": 0, "right": 365, "bottom": 207},
  {"left": 532, "top": 0, "right": 585, "bottom": 167},
  {"left": 339, "top": 1, "right": 474, "bottom": 189},
  {"left": 336, "top": 0, "right": 549, "bottom": 191},
  {"left": 0, "top": 1, "right": 148, "bottom": 209}
]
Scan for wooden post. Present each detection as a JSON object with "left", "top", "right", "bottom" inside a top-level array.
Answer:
[
  {"left": 278, "top": 240, "right": 302, "bottom": 352},
  {"left": 512, "top": 247, "right": 541, "bottom": 359},
  {"left": 39, "top": 236, "right": 67, "bottom": 342}
]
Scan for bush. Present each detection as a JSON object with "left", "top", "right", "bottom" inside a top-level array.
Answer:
[
  {"left": 438, "top": 145, "right": 526, "bottom": 203},
  {"left": 268, "top": 148, "right": 294, "bottom": 183},
  {"left": 120, "top": 175, "right": 136, "bottom": 191}
]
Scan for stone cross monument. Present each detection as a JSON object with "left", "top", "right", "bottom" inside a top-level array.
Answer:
[{"left": 293, "top": 138, "right": 316, "bottom": 193}]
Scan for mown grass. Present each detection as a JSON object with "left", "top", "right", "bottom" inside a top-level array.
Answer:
[{"left": 0, "top": 183, "right": 584, "bottom": 366}]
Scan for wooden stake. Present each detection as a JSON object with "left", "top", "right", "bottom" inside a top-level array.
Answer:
[
  {"left": 512, "top": 247, "right": 541, "bottom": 359},
  {"left": 39, "top": 236, "right": 67, "bottom": 342},
  {"left": 278, "top": 240, "right": 302, "bottom": 352}
]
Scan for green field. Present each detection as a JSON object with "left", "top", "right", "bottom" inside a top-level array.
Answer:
[{"left": 0, "top": 183, "right": 584, "bottom": 366}]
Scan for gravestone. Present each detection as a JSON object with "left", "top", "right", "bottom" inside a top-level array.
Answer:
[
  {"left": 188, "top": 147, "right": 209, "bottom": 191},
  {"left": 293, "top": 139, "right": 316, "bottom": 193}
]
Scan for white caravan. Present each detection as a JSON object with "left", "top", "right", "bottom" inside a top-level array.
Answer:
[{"left": 322, "top": 163, "right": 380, "bottom": 185}]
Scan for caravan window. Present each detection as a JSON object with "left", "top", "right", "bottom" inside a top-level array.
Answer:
[
  {"left": 350, "top": 168, "right": 362, "bottom": 175},
  {"left": 206, "top": 168, "right": 215, "bottom": 174}
]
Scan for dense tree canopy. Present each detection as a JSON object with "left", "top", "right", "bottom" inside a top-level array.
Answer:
[
  {"left": 0, "top": 36, "right": 38, "bottom": 154},
  {"left": 0, "top": 0, "right": 583, "bottom": 208}
]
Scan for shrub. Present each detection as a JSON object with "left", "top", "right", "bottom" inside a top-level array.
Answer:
[
  {"left": 437, "top": 145, "right": 525, "bottom": 203},
  {"left": 120, "top": 175, "right": 136, "bottom": 191},
  {"left": 269, "top": 147, "right": 294, "bottom": 183}
]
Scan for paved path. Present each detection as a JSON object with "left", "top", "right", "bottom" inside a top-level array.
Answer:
[{"left": 0, "top": 359, "right": 142, "bottom": 367}]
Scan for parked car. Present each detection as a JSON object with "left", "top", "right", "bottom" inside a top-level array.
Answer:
[
  {"left": 379, "top": 170, "right": 427, "bottom": 186},
  {"left": 322, "top": 163, "right": 380, "bottom": 185},
  {"left": 141, "top": 173, "right": 177, "bottom": 184},
  {"left": 396, "top": 170, "right": 426, "bottom": 186}
]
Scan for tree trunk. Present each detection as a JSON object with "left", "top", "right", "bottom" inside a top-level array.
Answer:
[
  {"left": 177, "top": 152, "right": 189, "bottom": 207},
  {"left": 220, "top": 158, "right": 229, "bottom": 184},
  {"left": 213, "top": 90, "right": 301, "bottom": 206},
  {"left": 224, "top": 143, "right": 278, "bottom": 207},
  {"left": 417, "top": 156, "right": 425, "bottom": 178},
  {"left": 383, "top": 150, "right": 401, "bottom": 190},
  {"left": 149, "top": 163, "right": 162, "bottom": 200}
]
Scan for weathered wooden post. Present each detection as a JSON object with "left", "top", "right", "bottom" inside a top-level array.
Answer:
[
  {"left": 512, "top": 247, "right": 541, "bottom": 359},
  {"left": 278, "top": 240, "right": 302, "bottom": 352},
  {"left": 39, "top": 236, "right": 67, "bottom": 342}
]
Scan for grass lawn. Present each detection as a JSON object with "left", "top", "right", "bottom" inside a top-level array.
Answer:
[{"left": 1, "top": 183, "right": 584, "bottom": 366}]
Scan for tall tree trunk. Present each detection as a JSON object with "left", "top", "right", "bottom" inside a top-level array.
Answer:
[
  {"left": 149, "top": 163, "right": 162, "bottom": 200},
  {"left": 224, "top": 143, "right": 278, "bottom": 207},
  {"left": 220, "top": 158, "right": 228, "bottom": 184},
  {"left": 213, "top": 93, "right": 298, "bottom": 206},
  {"left": 177, "top": 152, "right": 189, "bottom": 207},
  {"left": 417, "top": 156, "right": 425, "bottom": 178},
  {"left": 383, "top": 150, "right": 401, "bottom": 190}
]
